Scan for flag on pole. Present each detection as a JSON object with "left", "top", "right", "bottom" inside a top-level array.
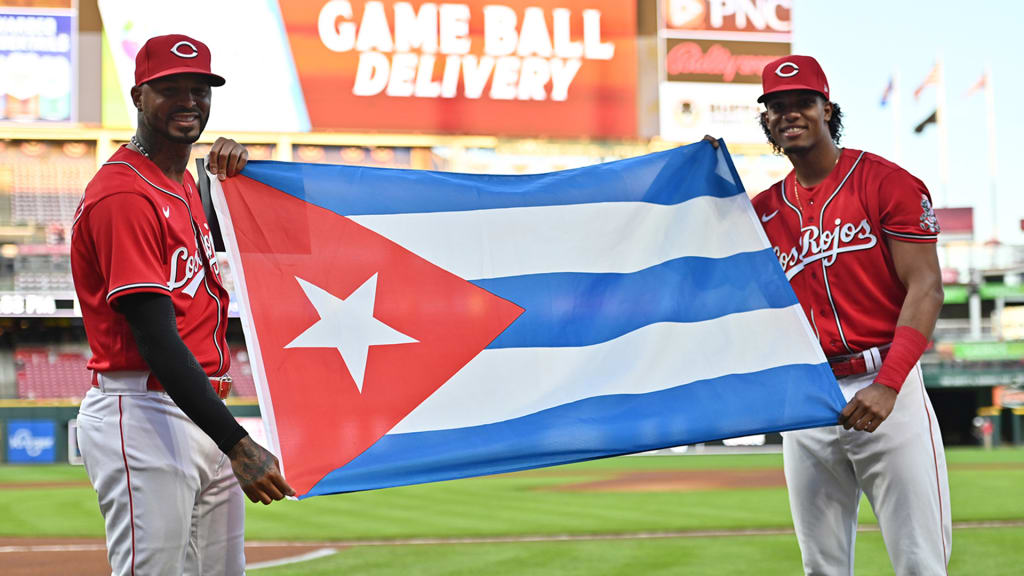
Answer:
[
  {"left": 914, "top": 62, "right": 940, "bottom": 100},
  {"left": 965, "top": 72, "right": 987, "bottom": 98},
  {"left": 210, "top": 143, "right": 844, "bottom": 498},
  {"left": 914, "top": 110, "right": 938, "bottom": 133},
  {"left": 880, "top": 76, "right": 894, "bottom": 107}
]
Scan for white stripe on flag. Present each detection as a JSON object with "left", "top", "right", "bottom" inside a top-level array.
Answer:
[
  {"left": 391, "top": 304, "right": 823, "bottom": 434},
  {"left": 350, "top": 195, "right": 762, "bottom": 279}
]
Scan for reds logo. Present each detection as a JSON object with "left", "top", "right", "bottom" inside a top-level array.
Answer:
[
  {"left": 170, "top": 41, "right": 199, "bottom": 59},
  {"left": 773, "top": 218, "right": 878, "bottom": 279},
  {"left": 775, "top": 62, "right": 799, "bottom": 77}
]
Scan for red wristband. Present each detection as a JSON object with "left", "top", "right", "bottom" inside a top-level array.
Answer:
[{"left": 874, "top": 326, "right": 928, "bottom": 392}]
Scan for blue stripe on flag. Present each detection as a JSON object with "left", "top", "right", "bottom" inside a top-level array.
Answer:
[
  {"left": 240, "top": 145, "right": 740, "bottom": 216},
  {"left": 302, "top": 363, "right": 842, "bottom": 496},
  {"left": 476, "top": 250, "right": 799, "bottom": 349}
]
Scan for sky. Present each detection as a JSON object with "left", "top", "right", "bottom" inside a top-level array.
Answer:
[{"left": 794, "top": 0, "right": 1022, "bottom": 244}]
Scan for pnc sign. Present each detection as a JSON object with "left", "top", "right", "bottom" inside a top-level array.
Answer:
[{"left": 663, "top": 0, "right": 791, "bottom": 39}]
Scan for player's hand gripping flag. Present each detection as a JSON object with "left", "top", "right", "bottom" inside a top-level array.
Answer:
[{"left": 210, "top": 142, "right": 844, "bottom": 498}]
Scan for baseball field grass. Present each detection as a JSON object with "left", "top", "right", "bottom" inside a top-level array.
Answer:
[{"left": 2, "top": 447, "right": 1022, "bottom": 574}]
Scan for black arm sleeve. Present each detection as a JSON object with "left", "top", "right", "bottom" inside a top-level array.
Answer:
[{"left": 118, "top": 292, "right": 248, "bottom": 454}]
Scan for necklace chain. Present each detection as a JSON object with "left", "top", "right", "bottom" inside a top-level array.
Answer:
[
  {"left": 792, "top": 175, "right": 804, "bottom": 212},
  {"left": 130, "top": 135, "right": 150, "bottom": 159}
]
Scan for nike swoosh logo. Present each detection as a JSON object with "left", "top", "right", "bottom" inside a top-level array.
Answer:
[
  {"left": 761, "top": 210, "right": 779, "bottom": 223},
  {"left": 162, "top": 206, "right": 171, "bottom": 218}
]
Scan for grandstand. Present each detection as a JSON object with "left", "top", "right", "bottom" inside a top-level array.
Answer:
[
  {"left": 15, "top": 347, "right": 89, "bottom": 400},
  {"left": 11, "top": 345, "right": 258, "bottom": 401}
]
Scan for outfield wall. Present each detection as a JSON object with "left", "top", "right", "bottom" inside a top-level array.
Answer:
[
  {"left": 0, "top": 403, "right": 261, "bottom": 464},
  {"left": 3, "top": 398, "right": 1022, "bottom": 464}
]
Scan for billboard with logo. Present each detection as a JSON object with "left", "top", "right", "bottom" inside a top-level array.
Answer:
[
  {"left": 658, "top": 0, "right": 790, "bottom": 144},
  {"left": 6, "top": 419, "right": 57, "bottom": 463},
  {"left": 661, "top": 0, "right": 790, "bottom": 39},
  {"left": 99, "top": 0, "right": 636, "bottom": 138},
  {"left": 0, "top": 0, "right": 76, "bottom": 123}
]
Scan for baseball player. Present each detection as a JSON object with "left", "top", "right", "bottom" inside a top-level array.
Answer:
[
  {"left": 707, "top": 55, "right": 950, "bottom": 574},
  {"left": 71, "top": 34, "right": 293, "bottom": 575}
]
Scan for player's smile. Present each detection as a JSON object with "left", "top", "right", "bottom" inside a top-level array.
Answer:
[
  {"left": 169, "top": 111, "right": 201, "bottom": 128},
  {"left": 780, "top": 125, "right": 808, "bottom": 141}
]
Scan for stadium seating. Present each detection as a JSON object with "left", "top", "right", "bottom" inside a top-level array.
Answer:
[
  {"left": 15, "top": 346, "right": 260, "bottom": 401},
  {"left": 11, "top": 191, "right": 80, "bottom": 225},
  {"left": 13, "top": 270, "right": 74, "bottom": 292},
  {"left": 15, "top": 347, "right": 90, "bottom": 400}
]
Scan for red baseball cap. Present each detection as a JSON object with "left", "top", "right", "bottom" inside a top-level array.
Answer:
[
  {"left": 757, "top": 55, "right": 829, "bottom": 103},
  {"left": 134, "top": 34, "right": 225, "bottom": 87}
]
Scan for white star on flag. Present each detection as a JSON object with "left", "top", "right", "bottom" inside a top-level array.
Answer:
[{"left": 284, "top": 274, "right": 417, "bottom": 392}]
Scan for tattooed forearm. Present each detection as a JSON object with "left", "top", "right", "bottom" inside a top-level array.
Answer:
[
  {"left": 227, "top": 436, "right": 294, "bottom": 503},
  {"left": 228, "top": 437, "right": 275, "bottom": 486}
]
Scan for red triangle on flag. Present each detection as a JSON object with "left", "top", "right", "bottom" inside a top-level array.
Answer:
[{"left": 220, "top": 176, "right": 524, "bottom": 494}]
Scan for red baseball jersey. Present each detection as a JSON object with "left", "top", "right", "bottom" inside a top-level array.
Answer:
[
  {"left": 752, "top": 148, "right": 940, "bottom": 358},
  {"left": 71, "top": 146, "right": 230, "bottom": 377}
]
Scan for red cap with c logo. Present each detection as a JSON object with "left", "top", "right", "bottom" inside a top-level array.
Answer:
[
  {"left": 134, "top": 34, "right": 225, "bottom": 87},
  {"left": 757, "top": 55, "right": 829, "bottom": 103}
]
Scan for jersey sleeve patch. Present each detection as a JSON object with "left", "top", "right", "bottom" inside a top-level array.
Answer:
[{"left": 917, "top": 195, "right": 941, "bottom": 234}]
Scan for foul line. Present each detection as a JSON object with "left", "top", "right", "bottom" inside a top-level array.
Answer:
[
  {"left": 246, "top": 520, "right": 1024, "bottom": 548},
  {"left": 3, "top": 520, "right": 1022, "bottom": 556},
  {"left": 246, "top": 548, "right": 338, "bottom": 570}
]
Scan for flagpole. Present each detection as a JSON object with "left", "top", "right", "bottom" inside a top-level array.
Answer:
[
  {"left": 892, "top": 70, "right": 902, "bottom": 163},
  {"left": 985, "top": 64, "right": 998, "bottom": 241},
  {"left": 935, "top": 57, "right": 949, "bottom": 207}
]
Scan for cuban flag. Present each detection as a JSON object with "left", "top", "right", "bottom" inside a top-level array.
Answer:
[{"left": 210, "top": 142, "right": 843, "bottom": 498}]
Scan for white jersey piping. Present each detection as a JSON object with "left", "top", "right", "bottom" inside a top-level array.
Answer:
[{"left": 817, "top": 150, "right": 865, "bottom": 354}]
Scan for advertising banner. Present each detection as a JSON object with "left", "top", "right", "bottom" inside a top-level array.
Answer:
[
  {"left": 994, "top": 385, "right": 1024, "bottom": 408},
  {"left": 658, "top": 0, "right": 791, "bottom": 144},
  {"left": 281, "top": 0, "right": 636, "bottom": 138},
  {"left": 99, "top": 0, "right": 636, "bottom": 138},
  {"left": 664, "top": 38, "right": 789, "bottom": 84},
  {"left": 0, "top": 1, "right": 76, "bottom": 122},
  {"left": 661, "top": 0, "right": 791, "bottom": 40},
  {"left": 660, "top": 80, "right": 765, "bottom": 146},
  {"left": 6, "top": 419, "right": 57, "bottom": 463}
]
